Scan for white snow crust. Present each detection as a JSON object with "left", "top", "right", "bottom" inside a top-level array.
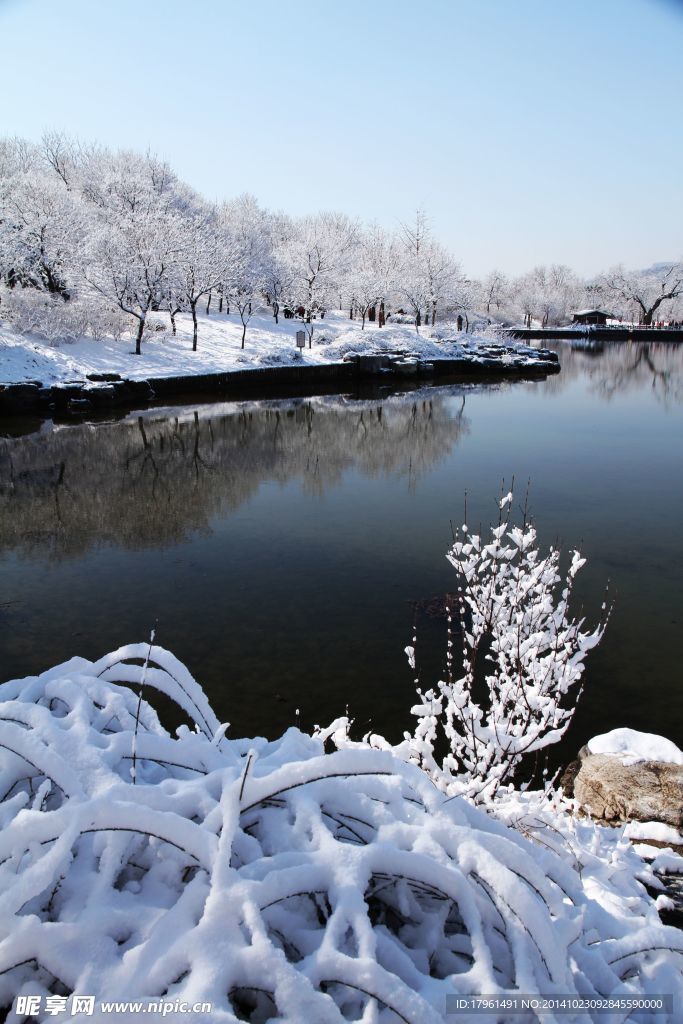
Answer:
[
  {"left": 624, "top": 822, "right": 683, "bottom": 846},
  {"left": 587, "top": 729, "right": 683, "bottom": 766}
]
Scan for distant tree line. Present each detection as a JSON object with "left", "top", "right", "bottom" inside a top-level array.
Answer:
[{"left": 0, "top": 133, "right": 681, "bottom": 352}]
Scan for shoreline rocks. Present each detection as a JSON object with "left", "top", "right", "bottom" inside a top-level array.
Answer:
[{"left": 0, "top": 349, "right": 560, "bottom": 419}]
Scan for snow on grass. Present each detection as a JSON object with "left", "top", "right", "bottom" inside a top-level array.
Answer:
[
  {"left": 0, "top": 308, "right": 546, "bottom": 387},
  {"left": 587, "top": 729, "right": 683, "bottom": 767},
  {"left": 0, "top": 646, "right": 681, "bottom": 1021}
]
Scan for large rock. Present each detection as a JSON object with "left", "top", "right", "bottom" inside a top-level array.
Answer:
[
  {"left": 566, "top": 749, "right": 683, "bottom": 828},
  {"left": 357, "top": 354, "right": 388, "bottom": 374}
]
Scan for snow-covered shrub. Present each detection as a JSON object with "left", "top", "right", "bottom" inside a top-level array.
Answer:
[
  {"left": 0, "top": 286, "right": 86, "bottom": 343},
  {"left": 84, "top": 299, "right": 129, "bottom": 341},
  {"left": 407, "top": 492, "right": 609, "bottom": 803},
  {"left": 428, "top": 325, "right": 455, "bottom": 341},
  {"left": 144, "top": 318, "right": 168, "bottom": 336},
  {"left": 476, "top": 324, "right": 518, "bottom": 346},
  {"left": 0, "top": 285, "right": 127, "bottom": 343},
  {"left": 0, "top": 645, "right": 680, "bottom": 1022},
  {"left": 256, "top": 351, "right": 294, "bottom": 366}
]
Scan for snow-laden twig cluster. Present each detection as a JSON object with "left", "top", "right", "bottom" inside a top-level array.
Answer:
[
  {"left": 1, "top": 645, "right": 681, "bottom": 1022},
  {"left": 406, "top": 492, "right": 609, "bottom": 802}
]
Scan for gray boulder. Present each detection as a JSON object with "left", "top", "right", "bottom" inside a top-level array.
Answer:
[{"left": 564, "top": 748, "right": 683, "bottom": 828}]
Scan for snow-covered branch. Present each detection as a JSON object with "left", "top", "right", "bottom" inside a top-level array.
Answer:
[
  {"left": 406, "top": 490, "right": 610, "bottom": 802},
  {"left": 0, "top": 644, "right": 678, "bottom": 1020}
]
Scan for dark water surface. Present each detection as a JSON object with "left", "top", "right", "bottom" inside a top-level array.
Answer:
[{"left": 1, "top": 341, "right": 682, "bottom": 762}]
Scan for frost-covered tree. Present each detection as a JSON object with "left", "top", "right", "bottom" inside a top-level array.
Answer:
[
  {"left": 0, "top": 162, "right": 84, "bottom": 299},
  {"left": 261, "top": 212, "right": 294, "bottom": 325},
  {"left": 40, "top": 130, "right": 81, "bottom": 189},
  {"left": 397, "top": 209, "right": 432, "bottom": 331},
  {"left": 398, "top": 210, "right": 462, "bottom": 329},
  {"left": 424, "top": 241, "right": 462, "bottom": 326},
  {"left": 482, "top": 269, "right": 508, "bottom": 316},
  {"left": 534, "top": 265, "right": 579, "bottom": 327},
  {"left": 450, "top": 275, "right": 480, "bottom": 331},
  {"left": 597, "top": 262, "right": 683, "bottom": 325},
  {"left": 0, "top": 136, "right": 39, "bottom": 179},
  {"left": 279, "top": 212, "right": 359, "bottom": 346},
  {"left": 509, "top": 265, "right": 579, "bottom": 328},
  {"left": 223, "top": 194, "right": 270, "bottom": 348},
  {"left": 349, "top": 224, "right": 398, "bottom": 328},
  {"left": 408, "top": 491, "right": 609, "bottom": 802},
  {"left": 80, "top": 150, "right": 188, "bottom": 353},
  {"left": 86, "top": 210, "right": 183, "bottom": 353},
  {"left": 399, "top": 206, "right": 430, "bottom": 258},
  {"left": 512, "top": 270, "right": 542, "bottom": 328},
  {"left": 174, "top": 207, "right": 227, "bottom": 351}
]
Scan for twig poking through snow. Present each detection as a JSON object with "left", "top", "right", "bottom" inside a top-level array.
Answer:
[{"left": 131, "top": 627, "right": 155, "bottom": 784}]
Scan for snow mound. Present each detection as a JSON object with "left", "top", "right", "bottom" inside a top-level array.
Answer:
[
  {"left": 588, "top": 728, "right": 683, "bottom": 766},
  {"left": 320, "top": 327, "right": 467, "bottom": 362},
  {"left": 0, "top": 647, "right": 681, "bottom": 1021}
]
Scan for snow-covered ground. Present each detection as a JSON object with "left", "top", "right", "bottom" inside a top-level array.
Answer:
[
  {"left": 0, "top": 308, "right": 539, "bottom": 386},
  {"left": 0, "top": 646, "right": 681, "bottom": 1022}
]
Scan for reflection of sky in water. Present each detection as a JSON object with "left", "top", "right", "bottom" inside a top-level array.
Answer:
[{"left": 0, "top": 341, "right": 681, "bottom": 763}]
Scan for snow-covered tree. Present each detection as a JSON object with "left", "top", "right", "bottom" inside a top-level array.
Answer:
[
  {"left": 261, "top": 212, "right": 294, "bottom": 325},
  {"left": 86, "top": 209, "right": 182, "bottom": 353},
  {"left": 597, "top": 262, "right": 683, "bottom": 325},
  {"left": 349, "top": 224, "right": 398, "bottom": 328},
  {"left": 396, "top": 209, "right": 432, "bottom": 331},
  {"left": 79, "top": 150, "right": 189, "bottom": 353},
  {"left": 533, "top": 265, "right": 579, "bottom": 327},
  {"left": 279, "top": 212, "right": 359, "bottom": 346},
  {"left": 399, "top": 206, "right": 430, "bottom": 258},
  {"left": 482, "top": 269, "right": 508, "bottom": 316},
  {"left": 424, "top": 241, "right": 462, "bottom": 326},
  {"left": 40, "top": 130, "right": 80, "bottom": 189},
  {"left": 512, "top": 269, "right": 542, "bottom": 328},
  {"left": 174, "top": 206, "right": 227, "bottom": 351},
  {"left": 508, "top": 265, "right": 579, "bottom": 328},
  {"left": 0, "top": 162, "right": 85, "bottom": 299},
  {"left": 397, "top": 210, "right": 462, "bottom": 329},
  {"left": 223, "top": 194, "right": 270, "bottom": 348},
  {"left": 449, "top": 275, "right": 480, "bottom": 331}
]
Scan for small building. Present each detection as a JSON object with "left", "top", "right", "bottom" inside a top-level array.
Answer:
[{"left": 571, "top": 309, "right": 613, "bottom": 326}]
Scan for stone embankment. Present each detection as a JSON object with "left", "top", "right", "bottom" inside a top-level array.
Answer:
[{"left": 0, "top": 345, "right": 560, "bottom": 417}]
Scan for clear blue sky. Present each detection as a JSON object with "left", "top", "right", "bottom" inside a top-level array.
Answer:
[{"left": 1, "top": 0, "right": 681, "bottom": 276}]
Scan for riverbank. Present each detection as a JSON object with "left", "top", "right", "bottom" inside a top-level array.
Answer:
[
  {"left": 0, "top": 310, "right": 559, "bottom": 415},
  {"left": 508, "top": 325, "right": 683, "bottom": 342}
]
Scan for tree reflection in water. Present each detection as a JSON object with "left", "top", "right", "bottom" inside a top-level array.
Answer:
[
  {"left": 539, "top": 340, "right": 683, "bottom": 406},
  {"left": 0, "top": 388, "right": 471, "bottom": 560}
]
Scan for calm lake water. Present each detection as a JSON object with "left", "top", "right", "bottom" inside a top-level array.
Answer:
[{"left": 1, "top": 340, "right": 682, "bottom": 765}]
